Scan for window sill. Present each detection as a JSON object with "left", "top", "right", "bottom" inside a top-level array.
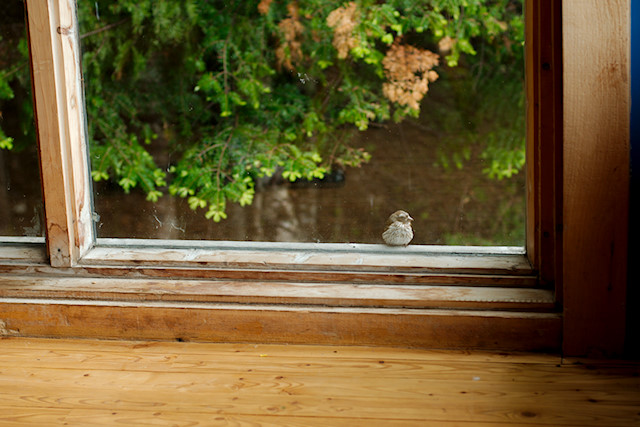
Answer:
[{"left": 0, "top": 240, "right": 559, "bottom": 351}]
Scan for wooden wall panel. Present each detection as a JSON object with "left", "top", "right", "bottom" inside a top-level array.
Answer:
[{"left": 562, "top": 0, "right": 630, "bottom": 356}]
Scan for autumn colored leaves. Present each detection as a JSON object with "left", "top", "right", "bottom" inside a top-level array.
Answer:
[{"left": 260, "top": 1, "right": 440, "bottom": 113}]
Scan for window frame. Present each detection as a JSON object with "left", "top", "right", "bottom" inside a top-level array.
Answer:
[
  {"left": 28, "top": 0, "right": 543, "bottom": 274},
  {"left": 0, "top": 0, "right": 629, "bottom": 355}
]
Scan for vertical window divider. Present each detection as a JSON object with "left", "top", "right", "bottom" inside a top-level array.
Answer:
[
  {"left": 525, "top": 0, "right": 563, "bottom": 291},
  {"left": 26, "top": 0, "right": 94, "bottom": 267}
]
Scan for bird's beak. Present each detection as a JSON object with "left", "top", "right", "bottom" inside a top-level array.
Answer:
[{"left": 408, "top": 215, "right": 414, "bottom": 222}]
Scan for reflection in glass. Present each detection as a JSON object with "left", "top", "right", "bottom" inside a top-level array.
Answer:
[
  {"left": 0, "top": 1, "right": 43, "bottom": 237},
  {"left": 80, "top": 1, "right": 525, "bottom": 245}
]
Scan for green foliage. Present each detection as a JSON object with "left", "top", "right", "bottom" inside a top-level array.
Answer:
[
  {"left": 0, "top": 132, "right": 13, "bottom": 150},
  {"left": 0, "top": 25, "right": 36, "bottom": 152},
  {"left": 427, "top": 0, "right": 525, "bottom": 178},
  {"left": 430, "top": 66, "right": 525, "bottom": 179},
  {"left": 0, "top": 71, "right": 15, "bottom": 100},
  {"left": 1, "top": 0, "right": 525, "bottom": 222},
  {"left": 0, "top": 61, "right": 14, "bottom": 149}
]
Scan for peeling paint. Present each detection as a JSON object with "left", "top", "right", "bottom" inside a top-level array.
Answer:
[{"left": 0, "top": 319, "right": 20, "bottom": 336}]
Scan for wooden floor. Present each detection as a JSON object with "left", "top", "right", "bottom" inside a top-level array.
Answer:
[{"left": 0, "top": 338, "right": 638, "bottom": 426}]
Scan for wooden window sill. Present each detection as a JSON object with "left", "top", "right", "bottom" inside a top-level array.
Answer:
[{"left": 0, "top": 240, "right": 560, "bottom": 351}]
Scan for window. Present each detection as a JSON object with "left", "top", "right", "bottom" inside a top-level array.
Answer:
[
  {"left": 0, "top": 0, "right": 629, "bottom": 355},
  {"left": 0, "top": 2, "right": 43, "bottom": 239},
  {"left": 77, "top": 1, "right": 526, "bottom": 246}
]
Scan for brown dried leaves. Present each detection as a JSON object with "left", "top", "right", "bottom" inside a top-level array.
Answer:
[
  {"left": 276, "top": 3, "right": 304, "bottom": 71},
  {"left": 272, "top": 2, "right": 440, "bottom": 111},
  {"left": 326, "top": 2, "right": 360, "bottom": 59},
  {"left": 438, "top": 36, "right": 455, "bottom": 54},
  {"left": 257, "top": 0, "right": 274, "bottom": 15},
  {"left": 382, "top": 43, "right": 439, "bottom": 111}
]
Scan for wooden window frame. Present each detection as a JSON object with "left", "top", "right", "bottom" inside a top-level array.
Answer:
[{"left": 0, "top": 0, "right": 629, "bottom": 356}]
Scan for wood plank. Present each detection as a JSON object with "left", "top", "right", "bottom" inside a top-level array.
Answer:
[
  {"left": 0, "top": 300, "right": 562, "bottom": 351},
  {"left": 8, "top": 365, "right": 637, "bottom": 401},
  {"left": 562, "top": 0, "right": 630, "bottom": 356},
  {"left": 25, "top": 0, "right": 73, "bottom": 266},
  {"left": 0, "top": 337, "right": 561, "bottom": 365},
  {"left": 1, "top": 349, "right": 637, "bottom": 386},
  {"left": 2, "top": 372, "right": 639, "bottom": 425},
  {"left": 53, "top": 0, "right": 94, "bottom": 259},
  {"left": 0, "top": 338, "right": 637, "bottom": 426},
  {"left": 0, "top": 276, "right": 555, "bottom": 310},
  {"left": 0, "top": 237, "right": 45, "bottom": 244},
  {"left": 0, "top": 408, "right": 453, "bottom": 427},
  {"left": 524, "top": 0, "right": 537, "bottom": 269},
  {"left": 82, "top": 244, "right": 532, "bottom": 275},
  {"left": 525, "top": 0, "right": 563, "bottom": 287},
  {"left": 0, "top": 243, "right": 47, "bottom": 264},
  {"left": 95, "top": 238, "right": 526, "bottom": 255},
  {"left": 25, "top": 0, "right": 94, "bottom": 266},
  {"left": 0, "top": 263, "right": 538, "bottom": 287}
]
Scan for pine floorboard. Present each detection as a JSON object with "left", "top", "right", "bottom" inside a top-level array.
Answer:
[{"left": 0, "top": 337, "right": 638, "bottom": 426}]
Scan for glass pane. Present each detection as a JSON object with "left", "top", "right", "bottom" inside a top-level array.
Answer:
[
  {"left": 80, "top": 0, "right": 524, "bottom": 246},
  {"left": 0, "top": 1, "right": 44, "bottom": 237}
]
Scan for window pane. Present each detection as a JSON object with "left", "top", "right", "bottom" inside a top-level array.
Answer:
[
  {"left": 80, "top": 0, "right": 524, "bottom": 246},
  {"left": 0, "top": 1, "right": 43, "bottom": 237}
]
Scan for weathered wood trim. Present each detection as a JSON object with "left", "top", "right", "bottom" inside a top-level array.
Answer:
[
  {"left": 562, "top": 0, "right": 630, "bottom": 356},
  {"left": 0, "top": 265, "right": 537, "bottom": 287},
  {"left": 0, "top": 241, "right": 47, "bottom": 264},
  {"left": 0, "top": 275, "right": 555, "bottom": 310},
  {"left": 0, "top": 299, "right": 561, "bottom": 351},
  {"left": 82, "top": 240, "right": 531, "bottom": 276},
  {"left": 25, "top": 0, "right": 94, "bottom": 267},
  {"left": 94, "top": 239, "right": 524, "bottom": 255}
]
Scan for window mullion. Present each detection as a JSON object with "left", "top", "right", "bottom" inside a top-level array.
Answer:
[
  {"left": 525, "top": 0, "right": 562, "bottom": 288},
  {"left": 26, "top": 0, "right": 94, "bottom": 267}
]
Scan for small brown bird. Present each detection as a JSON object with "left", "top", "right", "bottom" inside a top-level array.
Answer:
[{"left": 382, "top": 210, "right": 414, "bottom": 246}]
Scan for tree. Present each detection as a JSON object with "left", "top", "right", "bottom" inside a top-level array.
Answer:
[{"left": 0, "top": 0, "right": 524, "bottom": 222}]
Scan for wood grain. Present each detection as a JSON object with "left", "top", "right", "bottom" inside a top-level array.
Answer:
[
  {"left": 25, "top": 0, "right": 93, "bottom": 267},
  {"left": 26, "top": 0, "right": 72, "bottom": 266},
  {"left": 562, "top": 0, "right": 630, "bottom": 356},
  {"left": 0, "top": 241, "right": 47, "bottom": 264},
  {"left": 0, "top": 300, "right": 562, "bottom": 351},
  {"left": 0, "top": 337, "right": 637, "bottom": 426},
  {"left": 55, "top": 0, "right": 94, "bottom": 260},
  {"left": 83, "top": 241, "right": 532, "bottom": 275},
  {"left": 0, "top": 337, "right": 561, "bottom": 363},
  {"left": 10, "top": 0, "right": 630, "bottom": 357},
  {"left": 0, "top": 241, "right": 538, "bottom": 286},
  {"left": 0, "top": 275, "right": 555, "bottom": 309},
  {"left": 525, "top": 0, "right": 563, "bottom": 289}
]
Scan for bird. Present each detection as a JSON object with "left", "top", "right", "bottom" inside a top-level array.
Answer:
[{"left": 382, "top": 210, "right": 414, "bottom": 246}]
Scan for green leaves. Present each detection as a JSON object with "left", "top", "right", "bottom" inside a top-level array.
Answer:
[
  {"left": 0, "top": 72, "right": 14, "bottom": 100},
  {"left": 165, "top": 122, "right": 327, "bottom": 222},
  {"left": 0, "top": 0, "right": 526, "bottom": 223},
  {"left": 205, "top": 198, "right": 227, "bottom": 222},
  {"left": 0, "top": 133, "right": 13, "bottom": 150},
  {"left": 481, "top": 128, "right": 526, "bottom": 180}
]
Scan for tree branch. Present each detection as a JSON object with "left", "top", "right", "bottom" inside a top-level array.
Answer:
[{"left": 80, "top": 18, "right": 130, "bottom": 40}]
